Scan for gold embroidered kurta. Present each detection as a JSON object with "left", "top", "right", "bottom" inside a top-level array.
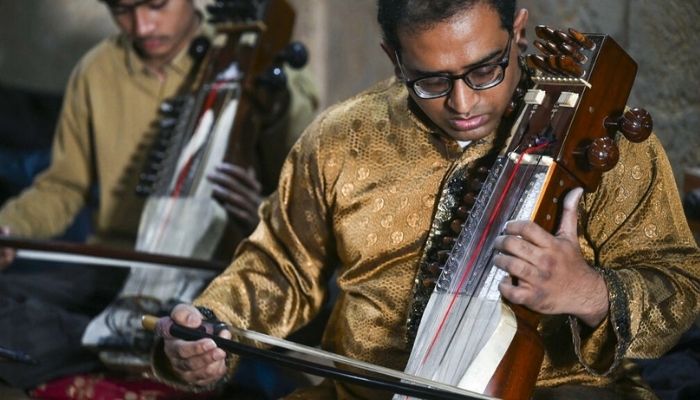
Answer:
[{"left": 189, "top": 78, "right": 700, "bottom": 399}]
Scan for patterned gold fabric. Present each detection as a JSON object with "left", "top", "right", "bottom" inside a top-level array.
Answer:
[
  {"left": 537, "top": 128, "right": 700, "bottom": 391},
  {"left": 188, "top": 77, "right": 700, "bottom": 399}
]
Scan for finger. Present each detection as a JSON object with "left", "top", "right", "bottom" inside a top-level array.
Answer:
[
  {"left": 0, "top": 226, "right": 13, "bottom": 269},
  {"left": 175, "top": 343, "right": 227, "bottom": 371},
  {"left": 556, "top": 187, "right": 584, "bottom": 238},
  {"left": 185, "top": 359, "right": 228, "bottom": 386},
  {"left": 167, "top": 337, "right": 218, "bottom": 360},
  {"left": 498, "top": 278, "right": 533, "bottom": 305},
  {"left": 218, "top": 328, "right": 232, "bottom": 340},
  {"left": 175, "top": 345, "right": 227, "bottom": 380},
  {"left": 493, "top": 233, "right": 538, "bottom": 261},
  {"left": 211, "top": 184, "right": 262, "bottom": 213},
  {"left": 502, "top": 220, "right": 551, "bottom": 248},
  {"left": 211, "top": 188, "right": 261, "bottom": 228},
  {"left": 493, "top": 252, "right": 538, "bottom": 282},
  {"left": 171, "top": 304, "right": 203, "bottom": 328},
  {"left": 176, "top": 329, "right": 231, "bottom": 372},
  {"left": 208, "top": 163, "right": 262, "bottom": 193},
  {"left": 223, "top": 207, "right": 259, "bottom": 232},
  {"left": 0, "top": 247, "right": 15, "bottom": 265},
  {"left": 212, "top": 185, "right": 261, "bottom": 221}
]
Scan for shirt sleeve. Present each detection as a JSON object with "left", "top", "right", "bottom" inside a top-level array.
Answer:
[
  {"left": 571, "top": 133, "right": 700, "bottom": 374},
  {"left": 191, "top": 114, "right": 336, "bottom": 379},
  {"left": 0, "top": 60, "right": 93, "bottom": 238}
]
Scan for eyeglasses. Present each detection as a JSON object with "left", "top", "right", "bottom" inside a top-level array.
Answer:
[
  {"left": 106, "top": 0, "right": 170, "bottom": 16},
  {"left": 397, "top": 33, "right": 513, "bottom": 99}
]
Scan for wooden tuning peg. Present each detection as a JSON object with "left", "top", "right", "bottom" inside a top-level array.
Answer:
[
  {"left": 456, "top": 205, "right": 470, "bottom": 219},
  {"left": 535, "top": 25, "right": 557, "bottom": 42},
  {"left": 587, "top": 136, "right": 620, "bottom": 171},
  {"left": 557, "top": 41, "right": 587, "bottom": 64},
  {"left": 450, "top": 219, "right": 464, "bottom": 234},
  {"left": 568, "top": 28, "right": 596, "bottom": 50},
  {"left": 544, "top": 54, "right": 584, "bottom": 78},
  {"left": 425, "top": 261, "right": 441, "bottom": 275},
  {"left": 188, "top": 36, "right": 210, "bottom": 61},
  {"left": 526, "top": 54, "right": 562, "bottom": 76},
  {"left": 277, "top": 42, "right": 309, "bottom": 69},
  {"left": 604, "top": 108, "right": 653, "bottom": 143},
  {"left": 534, "top": 39, "right": 557, "bottom": 56},
  {"left": 553, "top": 28, "right": 577, "bottom": 47},
  {"left": 462, "top": 192, "right": 476, "bottom": 206},
  {"left": 554, "top": 55, "right": 585, "bottom": 77},
  {"left": 441, "top": 236, "right": 456, "bottom": 249}
]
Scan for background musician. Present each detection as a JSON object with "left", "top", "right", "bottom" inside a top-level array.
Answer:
[
  {"left": 157, "top": 0, "right": 700, "bottom": 399},
  {"left": 0, "top": 0, "right": 317, "bottom": 395}
]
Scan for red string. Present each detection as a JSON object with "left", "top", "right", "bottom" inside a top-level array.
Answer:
[
  {"left": 420, "top": 143, "right": 549, "bottom": 366},
  {"left": 149, "top": 83, "right": 222, "bottom": 247},
  {"left": 169, "top": 82, "right": 222, "bottom": 198}
]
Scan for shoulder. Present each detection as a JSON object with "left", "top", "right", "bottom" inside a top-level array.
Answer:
[
  {"left": 286, "top": 77, "right": 414, "bottom": 181},
  {"left": 587, "top": 132, "right": 674, "bottom": 211},
  {"left": 301, "top": 77, "right": 407, "bottom": 144},
  {"left": 615, "top": 132, "right": 669, "bottom": 179},
  {"left": 67, "top": 35, "right": 125, "bottom": 87}
]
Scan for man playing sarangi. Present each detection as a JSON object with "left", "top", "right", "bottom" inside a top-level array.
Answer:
[{"left": 156, "top": 1, "right": 700, "bottom": 398}]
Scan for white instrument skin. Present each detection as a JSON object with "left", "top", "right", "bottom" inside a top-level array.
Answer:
[
  {"left": 81, "top": 34, "right": 249, "bottom": 367},
  {"left": 400, "top": 153, "right": 554, "bottom": 397}
]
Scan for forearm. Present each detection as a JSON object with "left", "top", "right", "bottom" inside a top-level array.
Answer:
[{"left": 0, "top": 179, "right": 86, "bottom": 238}]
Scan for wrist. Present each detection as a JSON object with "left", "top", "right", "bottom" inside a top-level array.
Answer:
[{"left": 576, "top": 270, "right": 610, "bottom": 327}]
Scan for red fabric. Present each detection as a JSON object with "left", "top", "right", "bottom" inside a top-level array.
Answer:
[{"left": 30, "top": 374, "right": 214, "bottom": 400}]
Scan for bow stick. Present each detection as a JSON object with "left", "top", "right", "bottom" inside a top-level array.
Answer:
[
  {"left": 142, "top": 315, "right": 496, "bottom": 400},
  {"left": 0, "top": 236, "right": 226, "bottom": 272}
]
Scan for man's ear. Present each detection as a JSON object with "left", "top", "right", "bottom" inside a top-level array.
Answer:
[
  {"left": 513, "top": 8, "right": 529, "bottom": 53},
  {"left": 380, "top": 41, "right": 403, "bottom": 79}
]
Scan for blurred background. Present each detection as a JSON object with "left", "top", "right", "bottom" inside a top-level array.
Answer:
[{"left": 0, "top": 0, "right": 697, "bottom": 183}]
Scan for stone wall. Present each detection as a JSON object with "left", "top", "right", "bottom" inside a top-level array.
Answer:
[
  {"left": 0, "top": 0, "right": 117, "bottom": 92},
  {"left": 0, "top": 0, "right": 697, "bottom": 182}
]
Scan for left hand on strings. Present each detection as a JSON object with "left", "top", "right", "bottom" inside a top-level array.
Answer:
[
  {"left": 493, "top": 187, "right": 609, "bottom": 327},
  {"left": 207, "top": 163, "right": 263, "bottom": 233}
]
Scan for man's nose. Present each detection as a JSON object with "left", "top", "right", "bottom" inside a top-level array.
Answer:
[
  {"left": 447, "top": 79, "right": 479, "bottom": 114},
  {"left": 133, "top": 6, "right": 156, "bottom": 36}
]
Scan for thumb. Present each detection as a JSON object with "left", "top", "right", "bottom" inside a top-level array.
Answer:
[
  {"left": 171, "top": 304, "right": 202, "bottom": 328},
  {"left": 556, "top": 187, "right": 584, "bottom": 238}
]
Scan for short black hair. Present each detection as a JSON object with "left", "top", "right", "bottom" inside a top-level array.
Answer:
[{"left": 377, "top": 0, "right": 516, "bottom": 51}]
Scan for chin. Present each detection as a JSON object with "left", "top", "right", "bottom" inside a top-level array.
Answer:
[{"left": 445, "top": 127, "right": 494, "bottom": 143}]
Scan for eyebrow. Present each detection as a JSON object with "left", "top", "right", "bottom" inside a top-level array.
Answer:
[{"left": 406, "top": 46, "right": 505, "bottom": 76}]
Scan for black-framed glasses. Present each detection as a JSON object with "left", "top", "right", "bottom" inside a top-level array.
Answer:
[
  {"left": 397, "top": 33, "right": 513, "bottom": 99},
  {"left": 106, "top": 0, "right": 170, "bottom": 16}
]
